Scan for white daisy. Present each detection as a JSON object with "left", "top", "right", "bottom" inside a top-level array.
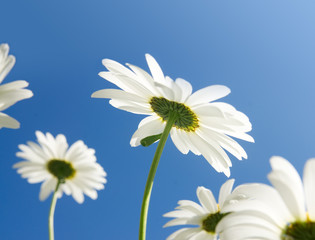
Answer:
[
  {"left": 14, "top": 131, "right": 107, "bottom": 204},
  {"left": 0, "top": 43, "right": 33, "bottom": 129},
  {"left": 163, "top": 179, "right": 236, "bottom": 240},
  {"left": 218, "top": 157, "right": 315, "bottom": 240},
  {"left": 92, "top": 54, "right": 253, "bottom": 176}
]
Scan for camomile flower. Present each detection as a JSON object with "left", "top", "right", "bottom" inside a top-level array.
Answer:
[
  {"left": 164, "top": 179, "right": 236, "bottom": 240},
  {"left": 218, "top": 157, "right": 315, "bottom": 240},
  {"left": 92, "top": 54, "right": 253, "bottom": 176},
  {"left": 14, "top": 131, "right": 107, "bottom": 204},
  {"left": 0, "top": 43, "right": 33, "bottom": 129}
]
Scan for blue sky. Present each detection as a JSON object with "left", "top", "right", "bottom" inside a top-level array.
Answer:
[{"left": 1, "top": 0, "right": 315, "bottom": 239}]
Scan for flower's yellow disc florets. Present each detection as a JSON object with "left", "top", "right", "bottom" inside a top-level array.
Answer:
[
  {"left": 47, "top": 159, "right": 76, "bottom": 182},
  {"left": 150, "top": 97, "right": 199, "bottom": 132},
  {"left": 282, "top": 221, "right": 315, "bottom": 240},
  {"left": 202, "top": 212, "right": 229, "bottom": 233}
]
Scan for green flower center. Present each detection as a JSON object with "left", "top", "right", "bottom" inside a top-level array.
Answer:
[
  {"left": 150, "top": 97, "right": 199, "bottom": 132},
  {"left": 47, "top": 159, "right": 76, "bottom": 182},
  {"left": 282, "top": 221, "right": 315, "bottom": 240},
  {"left": 202, "top": 212, "right": 229, "bottom": 233}
]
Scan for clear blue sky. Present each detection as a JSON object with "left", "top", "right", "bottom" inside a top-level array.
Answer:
[{"left": 1, "top": 0, "right": 315, "bottom": 239}]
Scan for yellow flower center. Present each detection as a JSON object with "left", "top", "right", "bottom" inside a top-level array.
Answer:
[
  {"left": 47, "top": 159, "right": 76, "bottom": 182},
  {"left": 202, "top": 211, "right": 229, "bottom": 233},
  {"left": 150, "top": 97, "right": 199, "bottom": 132},
  {"left": 281, "top": 220, "right": 315, "bottom": 240}
]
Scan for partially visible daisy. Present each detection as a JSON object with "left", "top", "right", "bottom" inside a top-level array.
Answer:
[
  {"left": 0, "top": 43, "right": 33, "bottom": 129},
  {"left": 163, "top": 179, "right": 236, "bottom": 240},
  {"left": 92, "top": 54, "right": 253, "bottom": 176},
  {"left": 14, "top": 131, "right": 107, "bottom": 203},
  {"left": 218, "top": 157, "right": 315, "bottom": 240}
]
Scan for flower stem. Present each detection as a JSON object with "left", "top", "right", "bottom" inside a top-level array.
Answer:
[
  {"left": 139, "top": 112, "right": 178, "bottom": 240},
  {"left": 49, "top": 180, "right": 61, "bottom": 240}
]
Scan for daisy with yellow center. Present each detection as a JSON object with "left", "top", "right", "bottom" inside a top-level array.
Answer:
[
  {"left": 164, "top": 179, "right": 235, "bottom": 240},
  {"left": 92, "top": 54, "right": 253, "bottom": 176},
  {"left": 14, "top": 131, "right": 107, "bottom": 240},
  {"left": 218, "top": 157, "right": 315, "bottom": 240},
  {"left": 92, "top": 54, "right": 253, "bottom": 240}
]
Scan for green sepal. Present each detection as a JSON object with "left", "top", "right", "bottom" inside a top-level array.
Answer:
[{"left": 140, "top": 134, "right": 162, "bottom": 147}]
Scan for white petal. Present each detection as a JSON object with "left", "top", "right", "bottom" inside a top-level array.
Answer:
[
  {"left": 200, "top": 116, "right": 251, "bottom": 133},
  {"left": 268, "top": 157, "right": 306, "bottom": 221},
  {"left": 166, "top": 76, "right": 183, "bottom": 102},
  {"left": 66, "top": 181, "right": 85, "bottom": 204},
  {"left": 304, "top": 158, "right": 315, "bottom": 221},
  {"left": 224, "top": 183, "right": 293, "bottom": 226},
  {"left": 109, "top": 99, "right": 152, "bottom": 115},
  {"left": 0, "top": 112, "right": 19, "bottom": 129},
  {"left": 200, "top": 127, "right": 247, "bottom": 160},
  {"left": 0, "top": 50, "right": 15, "bottom": 83},
  {"left": 219, "top": 223, "right": 281, "bottom": 240},
  {"left": 170, "top": 128, "right": 190, "bottom": 154},
  {"left": 217, "top": 211, "right": 281, "bottom": 234},
  {"left": 175, "top": 78, "right": 192, "bottom": 103},
  {"left": 126, "top": 63, "right": 161, "bottom": 96},
  {"left": 130, "top": 119, "right": 165, "bottom": 147},
  {"left": 145, "top": 54, "right": 166, "bottom": 85},
  {"left": 186, "top": 85, "right": 231, "bottom": 106},
  {"left": 200, "top": 121, "right": 254, "bottom": 143},
  {"left": 0, "top": 87, "right": 33, "bottom": 111},
  {"left": 190, "top": 230, "right": 212, "bottom": 240},
  {"left": 91, "top": 88, "right": 148, "bottom": 104},
  {"left": 39, "top": 178, "right": 57, "bottom": 201},
  {"left": 154, "top": 81, "right": 175, "bottom": 100},
  {"left": 177, "top": 200, "right": 206, "bottom": 215},
  {"left": 163, "top": 218, "right": 194, "bottom": 227},
  {"left": 196, "top": 186, "right": 218, "bottom": 213},
  {"left": 163, "top": 210, "right": 195, "bottom": 218},
  {"left": 218, "top": 179, "right": 235, "bottom": 207},
  {"left": 179, "top": 131, "right": 201, "bottom": 156},
  {"left": 191, "top": 104, "right": 225, "bottom": 118},
  {"left": 102, "top": 58, "right": 135, "bottom": 79},
  {"left": 98, "top": 71, "right": 151, "bottom": 97},
  {"left": 187, "top": 131, "right": 231, "bottom": 176},
  {"left": 0, "top": 80, "right": 29, "bottom": 92},
  {"left": 166, "top": 228, "right": 200, "bottom": 240},
  {"left": 138, "top": 115, "right": 160, "bottom": 128},
  {"left": 196, "top": 129, "right": 232, "bottom": 167}
]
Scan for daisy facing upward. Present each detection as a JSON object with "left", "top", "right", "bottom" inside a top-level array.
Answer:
[
  {"left": 92, "top": 54, "right": 253, "bottom": 177},
  {"left": 164, "top": 179, "right": 236, "bottom": 240},
  {"left": 218, "top": 157, "right": 315, "bottom": 240},
  {"left": 14, "top": 131, "right": 107, "bottom": 240},
  {"left": 92, "top": 54, "right": 253, "bottom": 240}
]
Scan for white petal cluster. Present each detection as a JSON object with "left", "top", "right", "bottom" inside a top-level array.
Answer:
[
  {"left": 14, "top": 131, "right": 107, "bottom": 204},
  {"left": 0, "top": 43, "right": 33, "bottom": 129},
  {"left": 164, "top": 179, "right": 235, "bottom": 240},
  {"left": 92, "top": 54, "right": 253, "bottom": 176},
  {"left": 219, "top": 157, "right": 315, "bottom": 239}
]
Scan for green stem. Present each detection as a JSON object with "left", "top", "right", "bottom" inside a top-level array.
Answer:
[
  {"left": 49, "top": 180, "right": 61, "bottom": 240},
  {"left": 139, "top": 112, "right": 178, "bottom": 240}
]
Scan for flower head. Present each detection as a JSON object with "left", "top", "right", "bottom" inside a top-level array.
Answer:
[
  {"left": 92, "top": 54, "right": 253, "bottom": 176},
  {"left": 0, "top": 43, "right": 33, "bottom": 129},
  {"left": 163, "top": 179, "right": 235, "bottom": 240},
  {"left": 14, "top": 131, "right": 107, "bottom": 204},
  {"left": 219, "top": 157, "right": 315, "bottom": 240}
]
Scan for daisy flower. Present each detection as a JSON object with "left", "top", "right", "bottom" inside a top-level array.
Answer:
[
  {"left": 92, "top": 54, "right": 253, "bottom": 176},
  {"left": 14, "top": 131, "right": 107, "bottom": 204},
  {"left": 0, "top": 43, "right": 33, "bottom": 129},
  {"left": 218, "top": 156, "right": 315, "bottom": 240},
  {"left": 164, "top": 179, "right": 236, "bottom": 240}
]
